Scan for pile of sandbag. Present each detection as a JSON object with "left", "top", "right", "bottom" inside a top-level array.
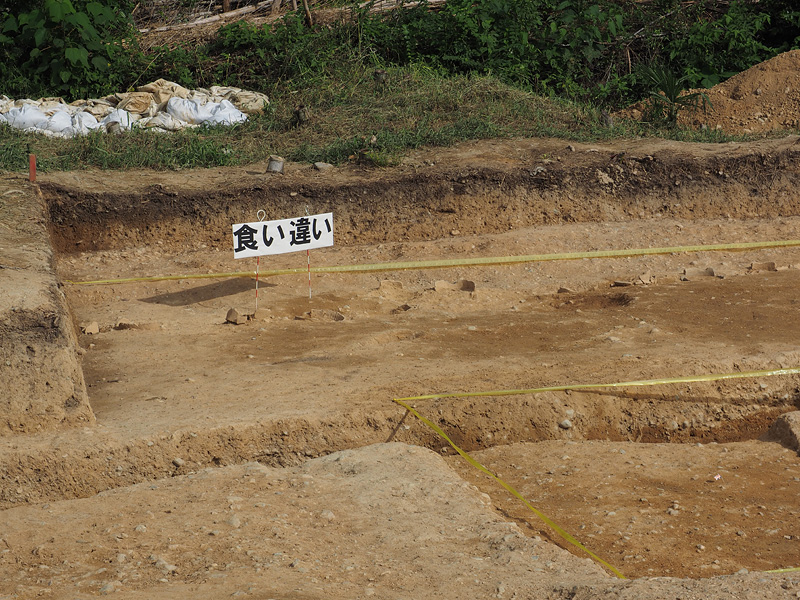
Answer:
[{"left": 0, "top": 78, "right": 270, "bottom": 138}]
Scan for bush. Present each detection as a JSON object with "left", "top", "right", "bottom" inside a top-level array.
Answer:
[{"left": 0, "top": 0, "right": 136, "bottom": 99}]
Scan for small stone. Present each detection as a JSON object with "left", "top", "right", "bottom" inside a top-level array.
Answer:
[
  {"left": 749, "top": 261, "right": 777, "bottom": 272},
  {"left": 251, "top": 308, "right": 269, "bottom": 321},
  {"left": 226, "top": 308, "right": 248, "bottom": 325},
  {"left": 320, "top": 509, "right": 336, "bottom": 521},
  {"left": 666, "top": 508, "right": 680, "bottom": 516},
  {"left": 227, "top": 515, "right": 242, "bottom": 528},
  {"left": 99, "top": 580, "right": 121, "bottom": 595},
  {"left": 155, "top": 557, "right": 177, "bottom": 573},
  {"left": 682, "top": 267, "right": 716, "bottom": 281},
  {"left": 313, "top": 162, "right": 333, "bottom": 171},
  {"left": 134, "top": 524, "right": 147, "bottom": 533},
  {"left": 596, "top": 169, "right": 614, "bottom": 186},
  {"left": 82, "top": 322, "right": 100, "bottom": 335},
  {"left": 559, "top": 419, "right": 573, "bottom": 430},
  {"left": 172, "top": 457, "right": 185, "bottom": 468}
]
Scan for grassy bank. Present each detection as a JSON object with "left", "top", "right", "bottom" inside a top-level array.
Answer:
[{"left": 0, "top": 66, "right": 749, "bottom": 173}]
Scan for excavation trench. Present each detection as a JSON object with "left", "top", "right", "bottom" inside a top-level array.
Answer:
[
  {"left": 12, "top": 141, "right": 800, "bottom": 583},
  {"left": 2, "top": 385, "right": 797, "bottom": 509}
]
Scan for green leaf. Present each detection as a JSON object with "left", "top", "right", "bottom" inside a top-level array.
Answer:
[
  {"left": 2, "top": 15, "right": 19, "bottom": 33},
  {"left": 34, "top": 26, "right": 47, "bottom": 47},
  {"left": 65, "top": 46, "right": 89, "bottom": 67},
  {"left": 60, "top": 69, "right": 72, "bottom": 83},
  {"left": 71, "top": 11, "right": 92, "bottom": 31},
  {"left": 46, "top": 0, "right": 63, "bottom": 21},
  {"left": 91, "top": 55, "right": 109, "bottom": 71},
  {"left": 45, "top": 0, "right": 76, "bottom": 22}
]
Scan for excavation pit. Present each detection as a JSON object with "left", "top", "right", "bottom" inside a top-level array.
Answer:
[{"left": 3, "top": 137, "right": 800, "bottom": 597}]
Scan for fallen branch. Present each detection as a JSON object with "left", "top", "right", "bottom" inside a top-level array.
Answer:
[{"left": 138, "top": 0, "right": 273, "bottom": 33}]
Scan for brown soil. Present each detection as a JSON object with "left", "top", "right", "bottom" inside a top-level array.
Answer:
[
  {"left": 623, "top": 49, "right": 800, "bottom": 134},
  {"left": 5, "top": 53, "right": 800, "bottom": 599}
]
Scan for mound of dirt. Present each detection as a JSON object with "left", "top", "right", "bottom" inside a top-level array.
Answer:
[
  {"left": 695, "top": 49, "right": 800, "bottom": 133},
  {"left": 622, "top": 49, "right": 800, "bottom": 135}
]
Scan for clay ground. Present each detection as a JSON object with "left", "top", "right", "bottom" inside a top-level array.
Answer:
[{"left": 3, "top": 134, "right": 800, "bottom": 599}]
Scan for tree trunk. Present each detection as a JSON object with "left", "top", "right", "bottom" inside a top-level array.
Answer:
[
  {"left": 222, "top": 0, "right": 231, "bottom": 12},
  {"left": 301, "top": 0, "right": 313, "bottom": 26}
]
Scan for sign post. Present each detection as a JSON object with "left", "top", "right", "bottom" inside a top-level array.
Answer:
[{"left": 232, "top": 212, "right": 334, "bottom": 310}]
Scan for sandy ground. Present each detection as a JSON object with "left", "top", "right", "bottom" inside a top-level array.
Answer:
[
  {"left": 7, "top": 47, "right": 800, "bottom": 595},
  {"left": 2, "top": 129, "right": 800, "bottom": 599}
]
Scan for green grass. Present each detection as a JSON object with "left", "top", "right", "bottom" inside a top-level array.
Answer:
[{"left": 0, "top": 65, "right": 763, "bottom": 173}]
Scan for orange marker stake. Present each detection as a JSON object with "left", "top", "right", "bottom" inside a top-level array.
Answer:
[{"left": 29, "top": 154, "right": 36, "bottom": 182}]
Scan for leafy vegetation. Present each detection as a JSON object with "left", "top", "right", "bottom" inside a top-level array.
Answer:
[
  {"left": 0, "top": 0, "right": 797, "bottom": 171},
  {"left": 0, "top": 0, "right": 136, "bottom": 98},
  {"left": 641, "top": 65, "right": 712, "bottom": 126}
]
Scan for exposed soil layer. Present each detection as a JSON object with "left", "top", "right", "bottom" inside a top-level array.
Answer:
[
  {"left": 3, "top": 133, "right": 800, "bottom": 598},
  {"left": 44, "top": 137, "right": 800, "bottom": 254}
]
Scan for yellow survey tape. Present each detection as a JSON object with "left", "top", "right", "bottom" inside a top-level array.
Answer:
[
  {"left": 396, "top": 366, "right": 800, "bottom": 579},
  {"left": 65, "top": 238, "right": 800, "bottom": 285},
  {"left": 393, "top": 398, "right": 627, "bottom": 579},
  {"left": 395, "top": 367, "right": 800, "bottom": 402}
]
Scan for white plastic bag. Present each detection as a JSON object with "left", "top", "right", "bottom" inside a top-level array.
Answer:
[
  {"left": 206, "top": 99, "right": 248, "bottom": 126},
  {"left": 100, "top": 109, "right": 134, "bottom": 131},
  {"left": 165, "top": 97, "right": 213, "bottom": 124},
  {"left": 72, "top": 112, "right": 101, "bottom": 135},
  {"left": 138, "top": 111, "right": 193, "bottom": 132},
  {"left": 42, "top": 109, "right": 74, "bottom": 135},
  {"left": 4, "top": 104, "right": 49, "bottom": 130}
]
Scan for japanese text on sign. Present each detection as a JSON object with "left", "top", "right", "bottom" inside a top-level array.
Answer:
[{"left": 232, "top": 212, "right": 334, "bottom": 258}]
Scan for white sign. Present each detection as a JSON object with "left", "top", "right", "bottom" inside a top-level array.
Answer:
[{"left": 232, "top": 212, "right": 333, "bottom": 258}]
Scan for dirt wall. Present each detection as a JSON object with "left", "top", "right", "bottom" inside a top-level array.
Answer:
[{"left": 0, "top": 179, "right": 93, "bottom": 435}]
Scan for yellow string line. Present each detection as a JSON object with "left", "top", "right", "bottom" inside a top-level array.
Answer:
[
  {"left": 64, "top": 238, "right": 800, "bottom": 285},
  {"left": 393, "top": 398, "right": 627, "bottom": 579},
  {"left": 396, "top": 366, "right": 800, "bottom": 579},
  {"left": 394, "top": 367, "right": 800, "bottom": 402}
]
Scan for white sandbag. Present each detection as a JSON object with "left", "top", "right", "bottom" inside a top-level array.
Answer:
[
  {"left": 72, "top": 111, "right": 101, "bottom": 135},
  {"left": 206, "top": 99, "right": 248, "bottom": 126},
  {"left": 137, "top": 111, "right": 194, "bottom": 132},
  {"left": 115, "top": 92, "right": 156, "bottom": 115},
  {"left": 165, "top": 96, "right": 213, "bottom": 124},
  {"left": 42, "top": 109, "right": 74, "bottom": 135},
  {"left": 100, "top": 109, "right": 134, "bottom": 131},
  {"left": 39, "top": 99, "right": 72, "bottom": 116},
  {"left": 4, "top": 104, "right": 49, "bottom": 130},
  {"left": 231, "top": 89, "right": 269, "bottom": 113},
  {"left": 137, "top": 79, "right": 191, "bottom": 103}
]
